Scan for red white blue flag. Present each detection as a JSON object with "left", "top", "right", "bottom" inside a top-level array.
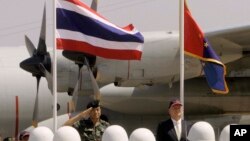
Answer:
[
  {"left": 56, "top": 0, "right": 144, "bottom": 60},
  {"left": 184, "top": 1, "right": 229, "bottom": 94}
]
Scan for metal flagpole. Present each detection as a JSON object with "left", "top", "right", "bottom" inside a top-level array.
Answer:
[
  {"left": 53, "top": 0, "right": 58, "bottom": 132},
  {"left": 179, "top": 0, "right": 185, "bottom": 120}
]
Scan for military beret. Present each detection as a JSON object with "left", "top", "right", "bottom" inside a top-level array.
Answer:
[{"left": 86, "top": 100, "right": 100, "bottom": 109}]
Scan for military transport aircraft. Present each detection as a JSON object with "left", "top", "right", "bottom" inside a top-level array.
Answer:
[{"left": 1, "top": 0, "right": 250, "bottom": 139}]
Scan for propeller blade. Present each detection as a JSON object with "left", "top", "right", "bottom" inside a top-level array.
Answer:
[
  {"left": 70, "top": 64, "right": 84, "bottom": 113},
  {"left": 91, "top": 0, "right": 98, "bottom": 11},
  {"left": 37, "top": 5, "right": 47, "bottom": 55},
  {"left": 24, "top": 35, "right": 36, "bottom": 56},
  {"left": 70, "top": 75, "right": 80, "bottom": 113},
  {"left": 39, "top": 63, "right": 52, "bottom": 90},
  {"left": 84, "top": 58, "right": 100, "bottom": 100},
  {"left": 32, "top": 76, "right": 41, "bottom": 128},
  {"left": 39, "top": 64, "right": 52, "bottom": 81}
]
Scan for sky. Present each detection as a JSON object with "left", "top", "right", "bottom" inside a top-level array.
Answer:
[{"left": 0, "top": 0, "right": 250, "bottom": 47}]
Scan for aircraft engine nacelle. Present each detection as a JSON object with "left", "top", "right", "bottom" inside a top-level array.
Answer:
[
  {"left": 56, "top": 51, "right": 99, "bottom": 96},
  {"left": 53, "top": 51, "right": 79, "bottom": 93}
]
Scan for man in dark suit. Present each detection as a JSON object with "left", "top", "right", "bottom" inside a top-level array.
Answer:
[{"left": 156, "top": 99, "right": 189, "bottom": 141}]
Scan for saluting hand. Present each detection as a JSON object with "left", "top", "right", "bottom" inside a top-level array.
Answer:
[{"left": 80, "top": 107, "right": 92, "bottom": 118}]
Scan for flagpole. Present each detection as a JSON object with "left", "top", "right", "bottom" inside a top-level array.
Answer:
[
  {"left": 179, "top": 0, "right": 185, "bottom": 120},
  {"left": 52, "top": 0, "right": 58, "bottom": 132}
]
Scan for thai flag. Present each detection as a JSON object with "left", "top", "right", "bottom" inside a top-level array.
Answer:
[
  {"left": 184, "top": 1, "right": 229, "bottom": 94},
  {"left": 56, "top": 0, "right": 144, "bottom": 60}
]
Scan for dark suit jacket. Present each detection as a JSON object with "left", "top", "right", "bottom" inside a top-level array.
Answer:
[{"left": 156, "top": 119, "right": 189, "bottom": 141}]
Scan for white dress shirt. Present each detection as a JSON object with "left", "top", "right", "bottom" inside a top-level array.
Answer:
[{"left": 171, "top": 118, "right": 182, "bottom": 141}]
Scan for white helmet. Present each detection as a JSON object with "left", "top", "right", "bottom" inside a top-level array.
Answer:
[
  {"left": 129, "top": 128, "right": 156, "bottom": 141},
  {"left": 28, "top": 126, "right": 53, "bottom": 141},
  {"left": 219, "top": 124, "right": 237, "bottom": 141},
  {"left": 53, "top": 126, "right": 81, "bottom": 141},
  {"left": 102, "top": 125, "right": 128, "bottom": 141},
  {"left": 188, "top": 121, "right": 215, "bottom": 141}
]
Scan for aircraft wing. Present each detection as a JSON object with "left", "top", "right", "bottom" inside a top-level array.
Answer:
[
  {"left": 206, "top": 25, "right": 250, "bottom": 49},
  {"left": 205, "top": 25, "right": 250, "bottom": 76}
]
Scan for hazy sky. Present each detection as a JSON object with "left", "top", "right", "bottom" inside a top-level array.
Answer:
[{"left": 0, "top": 0, "right": 250, "bottom": 46}]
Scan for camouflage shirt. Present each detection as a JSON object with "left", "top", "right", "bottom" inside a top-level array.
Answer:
[{"left": 73, "top": 118, "right": 110, "bottom": 141}]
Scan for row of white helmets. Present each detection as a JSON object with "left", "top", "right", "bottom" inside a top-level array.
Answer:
[
  {"left": 27, "top": 121, "right": 233, "bottom": 141},
  {"left": 27, "top": 125, "right": 155, "bottom": 141}
]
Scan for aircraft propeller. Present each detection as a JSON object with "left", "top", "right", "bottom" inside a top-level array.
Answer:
[
  {"left": 67, "top": 0, "right": 100, "bottom": 112},
  {"left": 19, "top": 6, "right": 51, "bottom": 127},
  {"left": 20, "top": 0, "right": 98, "bottom": 125},
  {"left": 68, "top": 56, "right": 100, "bottom": 113}
]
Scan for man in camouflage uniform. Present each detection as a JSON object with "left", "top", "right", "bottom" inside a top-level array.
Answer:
[{"left": 64, "top": 100, "right": 110, "bottom": 141}]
